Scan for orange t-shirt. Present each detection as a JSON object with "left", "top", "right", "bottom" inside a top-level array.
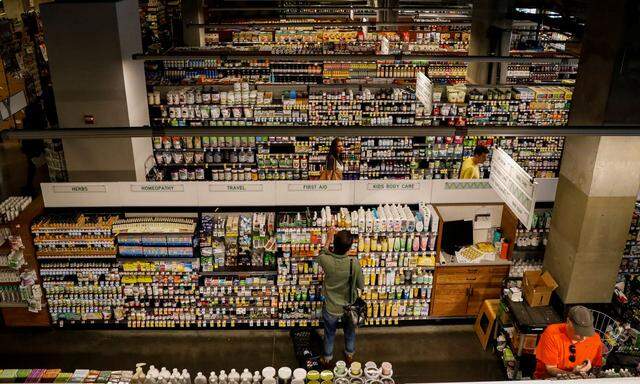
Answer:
[{"left": 534, "top": 323, "right": 603, "bottom": 379}]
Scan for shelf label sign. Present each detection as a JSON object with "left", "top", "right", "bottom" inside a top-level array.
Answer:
[
  {"left": 367, "top": 182, "right": 420, "bottom": 191},
  {"left": 209, "top": 184, "right": 263, "bottom": 192},
  {"left": 490, "top": 148, "right": 536, "bottom": 229},
  {"left": 52, "top": 184, "right": 107, "bottom": 193},
  {"left": 288, "top": 183, "right": 342, "bottom": 192},
  {"left": 416, "top": 72, "right": 433, "bottom": 115},
  {"left": 130, "top": 184, "right": 184, "bottom": 192}
]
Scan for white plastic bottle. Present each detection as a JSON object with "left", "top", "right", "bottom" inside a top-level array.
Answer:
[{"left": 194, "top": 373, "right": 207, "bottom": 384}]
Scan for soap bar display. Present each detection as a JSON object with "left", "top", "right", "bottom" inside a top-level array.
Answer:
[{"left": 0, "top": 196, "right": 32, "bottom": 223}]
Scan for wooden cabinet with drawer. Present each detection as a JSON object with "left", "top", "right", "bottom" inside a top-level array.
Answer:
[{"left": 430, "top": 265, "right": 509, "bottom": 317}]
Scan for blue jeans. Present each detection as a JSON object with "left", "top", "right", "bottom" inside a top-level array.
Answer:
[{"left": 322, "top": 308, "right": 356, "bottom": 360}]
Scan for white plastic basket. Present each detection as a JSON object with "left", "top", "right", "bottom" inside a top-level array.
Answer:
[{"left": 591, "top": 309, "right": 625, "bottom": 355}]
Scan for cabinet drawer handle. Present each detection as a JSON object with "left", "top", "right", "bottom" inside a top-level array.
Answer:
[{"left": 466, "top": 277, "right": 476, "bottom": 281}]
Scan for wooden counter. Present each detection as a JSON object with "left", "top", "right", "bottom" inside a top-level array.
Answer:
[{"left": 430, "top": 264, "right": 510, "bottom": 317}]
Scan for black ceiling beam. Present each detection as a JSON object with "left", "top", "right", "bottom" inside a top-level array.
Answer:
[{"left": 4, "top": 125, "right": 640, "bottom": 140}]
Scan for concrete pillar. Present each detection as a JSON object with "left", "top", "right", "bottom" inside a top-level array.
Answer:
[
  {"left": 544, "top": 137, "right": 640, "bottom": 303},
  {"left": 544, "top": 0, "right": 640, "bottom": 304},
  {"left": 41, "top": 0, "right": 151, "bottom": 181},
  {"left": 182, "top": 0, "right": 205, "bottom": 47},
  {"left": 467, "top": 0, "right": 512, "bottom": 85}
]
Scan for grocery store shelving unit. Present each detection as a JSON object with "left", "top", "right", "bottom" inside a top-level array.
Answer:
[{"left": 1, "top": 197, "right": 50, "bottom": 326}]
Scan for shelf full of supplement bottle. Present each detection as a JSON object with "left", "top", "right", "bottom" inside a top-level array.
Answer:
[
  {"left": 411, "top": 136, "right": 464, "bottom": 180},
  {"left": 276, "top": 210, "right": 326, "bottom": 328},
  {"left": 112, "top": 217, "right": 199, "bottom": 328},
  {"left": 31, "top": 214, "right": 119, "bottom": 259},
  {"left": 40, "top": 259, "right": 125, "bottom": 327},
  {"left": 256, "top": 136, "right": 310, "bottom": 181},
  {"left": 462, "top": 136, "right": 494, "bottom": 178},
  {"left": 510, "top": 209, "right": 552, "bottom": 278},
  {"left": 31, "top": 214, "right": 122, "bottom": 326},
  {"left": 198, "top": 272, "right": 278, "bottom": 329},
  {"left": 359, "top": 137, "right": 414, "bottom": 180},
  {"left": 497, "top": 137, "right": 564, "bottom": 179},
  {"left": 120, "top": 257, "right": 200, "bottom": 328},
  {"left": 306, "top": 136, "right": 361, "bottom": 180}
]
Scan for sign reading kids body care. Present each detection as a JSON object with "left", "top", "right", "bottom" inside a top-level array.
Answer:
[{"left": 489, "top": 147, "right": 537, "bottom": 229}]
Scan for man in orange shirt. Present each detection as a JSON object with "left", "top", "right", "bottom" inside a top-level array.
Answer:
[{"left": 534, "top": 306, "right": 603, "bottom": 379}]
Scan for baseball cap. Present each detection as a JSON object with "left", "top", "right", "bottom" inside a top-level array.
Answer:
[{"left": 568, "top": 306, "right": 595, "bottom": 337}]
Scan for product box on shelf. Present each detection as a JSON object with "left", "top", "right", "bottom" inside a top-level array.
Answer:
[{"left": 522, "top": 270, "right": 558, "bottom": 307}]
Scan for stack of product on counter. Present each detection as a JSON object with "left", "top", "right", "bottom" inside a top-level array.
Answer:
[
  {"left": 277, "top": 203, "right": 438, "bottom": 326},
  {"left": 32, "top": 214, "right": 121, "bottom": 324},
  {"left": 510, "top": 209, "right": 552, "bottom": 278},
  {"left": 0, "top": 196, "right": 32, "bottom": 223},
  {"left": 114, "top": 217, "right": 198, "bottom": 328}
]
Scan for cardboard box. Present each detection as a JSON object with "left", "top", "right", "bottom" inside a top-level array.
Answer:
[
  {"left": 474, "top": 299, "right": 500, "bottom": 350},
  {"left": 523, "top": 270, "right": 558, "bottom": 307},
  {"left": 512, "top": 327, "right": 539, "bottom": 354}
]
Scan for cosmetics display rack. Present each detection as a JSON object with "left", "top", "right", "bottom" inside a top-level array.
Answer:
[
  {"left": 510, "top": 209, "right": 553, "bottom": 278},
  {"left": 619, "top": 202, "right": 640, "bottom": 277},
  {"left": 150, "top": 134, "right": 565, "bottom": 182},
  {"left": 276, "top": 203, "right": 438, "bottom": 327}
]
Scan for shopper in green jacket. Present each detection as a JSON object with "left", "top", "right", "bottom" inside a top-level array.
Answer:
[{"left": 318, "top": 228, "right": 364, "bottom": 367}]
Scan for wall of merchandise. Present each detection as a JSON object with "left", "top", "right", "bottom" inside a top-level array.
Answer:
[
  {"left": 33, "top": 203, "right": 437, "bottom": 328},
  {"left": 149, "top": 135, "right": 564, "bottom": 182}
]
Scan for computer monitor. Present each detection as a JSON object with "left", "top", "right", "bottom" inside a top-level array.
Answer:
[{"left": 441, "top": 219, "right": 474, "bottom": 255}]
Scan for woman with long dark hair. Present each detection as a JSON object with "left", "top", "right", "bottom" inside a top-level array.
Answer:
[{"left": 321, "top": 138, "right": 344, "bottom": 180}]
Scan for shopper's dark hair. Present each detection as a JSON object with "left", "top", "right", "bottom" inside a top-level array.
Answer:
[
  {"left": 474, "top": 145, "right": 490, "bottom": 156},
  {"left": 333, "top": 230, "right": 353, "bottom": 255},
  {"left": 328, "top": 137, "right": 343, "bottom": 161}
]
